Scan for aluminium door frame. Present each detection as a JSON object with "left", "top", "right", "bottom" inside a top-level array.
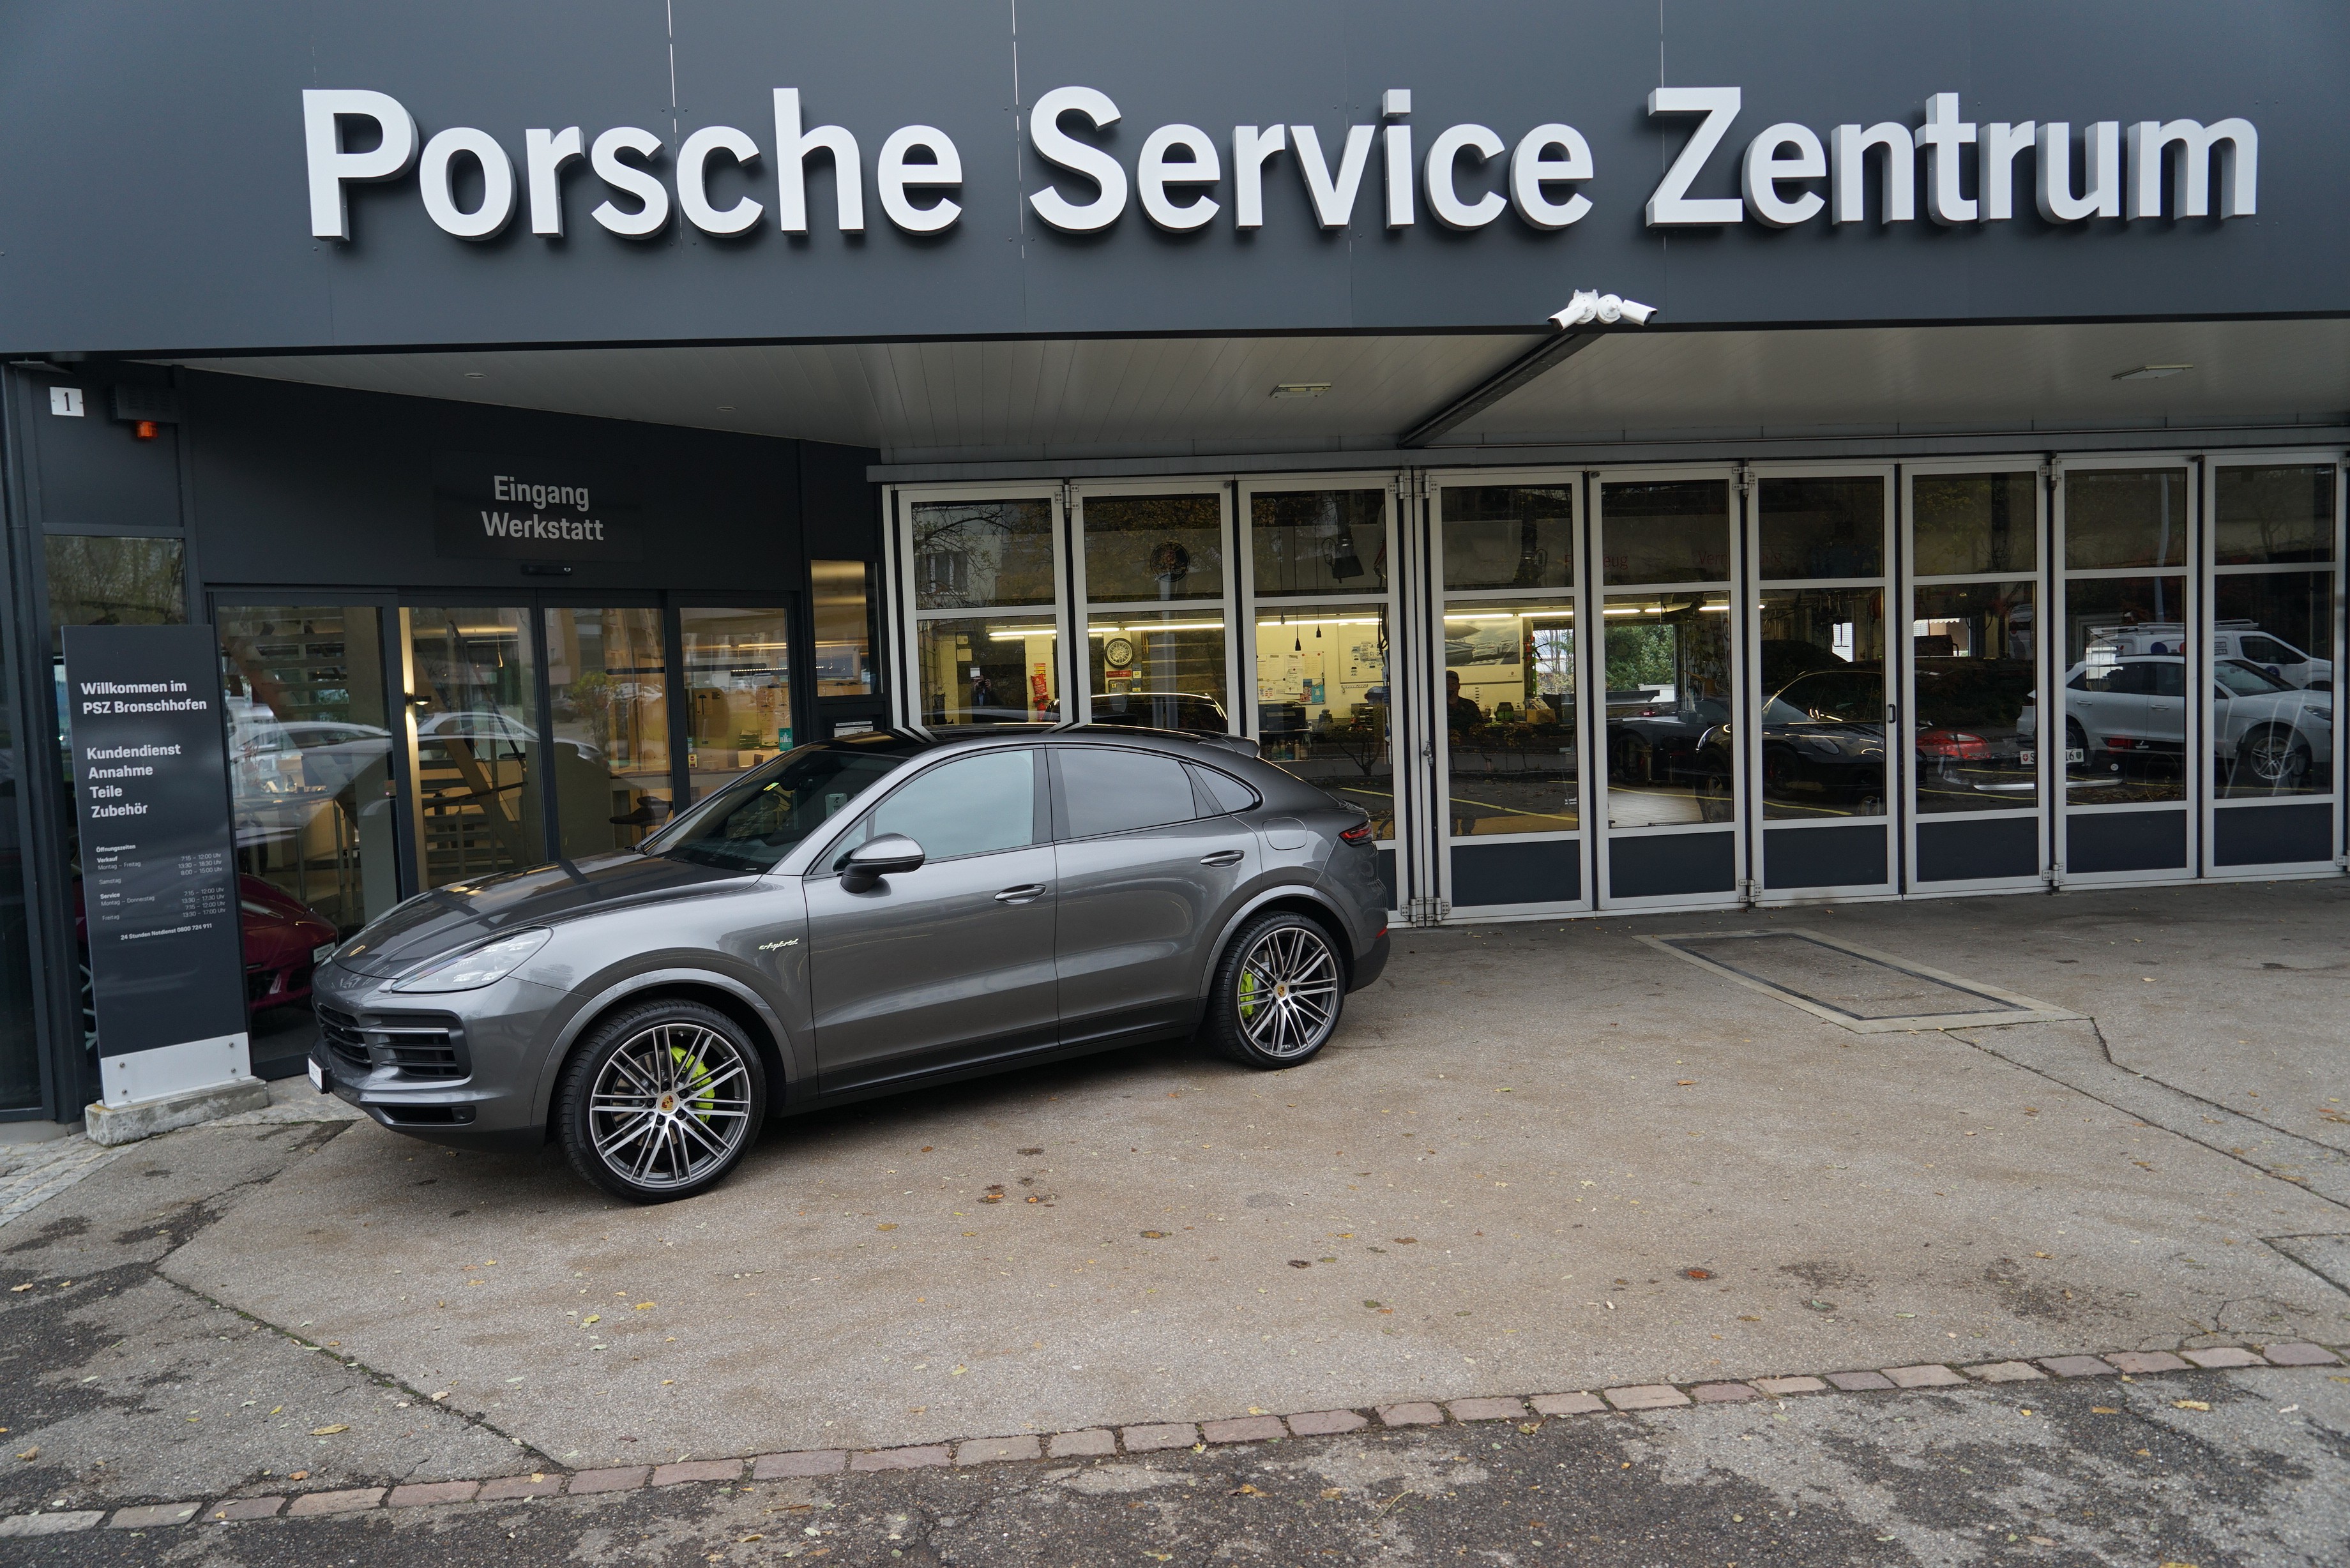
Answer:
[
  {"left": 1895, "top": 455, "right": 2054, "bottom": 897},
  {"left": 1588, "top": 462, "right": 1747, "bottom": 913},
  {"left": 2197, "top": 446, "right": 2348, "bottom": 880},
  {"left": 1234, "top": 471, "right": 1411, "bottom": 919},
  {"left": 1742, "top": 458, "right": 1901, "bottom": 905},
  {"left": 1420, "top": 464, "right": 1594, "bottom": 919},
  {"left": 1065, "top": 476, "right": 1240, "bottom": 733},
  {"left": 887, "top": 479, "right": 1072, "bottom": 730},
  {"left": 2051, "top": 450, "right": 2204, "bottom": 889}
]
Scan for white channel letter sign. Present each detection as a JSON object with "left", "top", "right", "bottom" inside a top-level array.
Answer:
[{"left": 301, "top": 86, "right": 2258, "bottom": 245}]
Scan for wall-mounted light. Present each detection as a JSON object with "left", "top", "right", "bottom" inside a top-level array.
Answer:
[
  {"left": 1271, "top": 382, "right": 1331, "bottom": 399},
  {"left": 132, "top": 420, "right": 160, "bottom": 441},
  {"left": 1550, "top": 289, "right": 1657, "bottom": 329},
  {"left": 2112, "top": 364, "right": 2192, "bottom": 381}
]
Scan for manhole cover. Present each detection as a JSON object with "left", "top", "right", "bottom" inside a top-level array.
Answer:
[{"left": 1637, "top": 929, "right": 2079, "bottom": 1032}]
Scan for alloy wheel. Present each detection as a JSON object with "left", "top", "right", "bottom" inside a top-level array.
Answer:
[
  {"left": 2245, "top": 730, "right": 2308, "bottom": 787},
  {"left": 1234, "top": 924, "right": 1340, "bottom": 1059},
  {"left": 586, "top": 1022, "right": 755, "bottom": 1193}
]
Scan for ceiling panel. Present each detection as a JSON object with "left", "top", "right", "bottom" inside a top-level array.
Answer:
[{"left": 172, "top": 318, "right": 2347, "bottom": 464}]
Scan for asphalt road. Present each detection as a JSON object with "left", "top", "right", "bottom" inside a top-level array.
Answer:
[{"left": 9, "top": 1368, "right": 2344, "bottom": 1567}]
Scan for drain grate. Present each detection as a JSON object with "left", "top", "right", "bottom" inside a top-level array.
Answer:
[{"left": 1637, "top": 929, "right": 2081, "bottom": 1033}]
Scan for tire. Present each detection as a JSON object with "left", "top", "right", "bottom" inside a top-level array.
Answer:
[
  {"left": 1208, "top": 912, "right": 1345, "bottom": 1069},
  {"left": 556, "top": 1000, "right": 768, "bottom": 1203},
  {"left": 2240, "top": 725, "right": 2311, "bottom": 789}
]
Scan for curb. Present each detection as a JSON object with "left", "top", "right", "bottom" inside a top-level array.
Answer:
[{"left": 13, "top": 1339, "right": 2337, "bottom": 1537}]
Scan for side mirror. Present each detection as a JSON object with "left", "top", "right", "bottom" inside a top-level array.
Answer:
[{"left": 838, "top": 833, "right": 925, "bottom": 893}]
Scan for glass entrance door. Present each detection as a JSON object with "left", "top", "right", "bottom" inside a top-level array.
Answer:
[
  {"left": 1902, "top": 465, "right": 2048, "bottom": 891},
  {"left": 1747, "top": 467, "right": 1898, "bottom": 900},
  {"left": 1429, "top": 474, "right": 1589, "bottom": 913},
  {"left": 2202, "top": 459, "right": 2341, "bottom": 874},
  {"left": 402, "top": 606, "right": 543, "bottom": 891},
  {"left": 1591, "top": 471, "right": 1742, "bottom": 907},
  {"left": 2054, "top": 462, "right": 2196, "bottom": 882}
]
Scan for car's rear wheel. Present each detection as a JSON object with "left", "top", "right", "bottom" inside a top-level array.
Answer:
[
  {"left": 557, "top": 1000, "right": 767, "bottom": 1203},
  {"left": 1209, "top": 912, "right": 1344, "bottom": 1069},
  {"left": 2240, "top": 725, "right": 2312, "bottom": 789}
]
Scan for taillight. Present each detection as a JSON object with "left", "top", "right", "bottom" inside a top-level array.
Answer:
[{"left": 1338, "top": 820, "right": 1375, "bottom": 846}]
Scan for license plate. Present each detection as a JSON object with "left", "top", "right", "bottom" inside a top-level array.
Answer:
[
  {"left": 308, "top": 1058, "right": 325, "bottom": 1092},
  {"left": 313, "top": 941, "right": 338, "bottom": 966},
  {"left": 2019, "top": 750, "right": 2032, "bottom": 765},
  {"left": 2065, "top": 747, "right": 2085, "bottom": 764}
]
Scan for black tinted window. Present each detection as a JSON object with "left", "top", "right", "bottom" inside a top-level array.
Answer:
[
  {"left": 1059, "top": 748, "right": 1200, "bottom": 838},
  {"left": 851, "top": 749, "right": 1038, "bottom": 861},
  {"left": 1191, "top": 765, "right": 1259, "bottom": 814}
]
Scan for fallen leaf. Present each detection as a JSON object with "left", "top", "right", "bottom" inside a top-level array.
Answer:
[
  {"left": 950, "top": 1365, "right": 968, "bottom": 1376},
  {"left": 1320, "top": 1488, "right": 1344, "bottom": 1500},
  {"left": 269, "top": 1406, "right": 283, "bottom": 1415},
  {"left": 738, "top": 1535, "right": 763, "bottom": 1543},
  {"left": 1019, "top": 1147, "right": 1043, "bottom": 1156},
  {"left": 310, "top": 1424, "right": 348, "bottom": 1436},
  {"left": 2172, "top": 1399, "right": 2210, "bottom": 1412},
  {"left": 1683, "top": 1268, "right": 1712, "bottom": 1280},
  {"left": 877, "top": 1223, "right": 898, "bottom": 1231},
  {"left": 14, "top": 1447, "right": 36, "bottom": 1461},
  {"left": 1289, "top": 1260, "right": 1312, "bottom": 1269},
  {"left": 430, "top": 1392, "right": 448, "bottom": 1401},
  {"left": 1393, "top": 1237, "right": 1418, "bottom": 1245},
  {"left": 633, "top": 1302, "right": 654, "bottom": 1311},
  {"left": 582, "top": 1315, "right": 600, "bottom": 1326},
  {"left": 1676, "top": 1080, "right": 1696, "bottom": 1087},
  {"left": 1232, "top": 1483, "right": 1264, "bottom": 1496},
  {"left": 2092, "top": 1406, "right": 2120, "bottom": 1415},
  {"left": 7, "top": 1283, "right": 33, "bottom": 1293},
  {"left": 2033, "top": 1251, "right": 2051, "bottom": 1258}
]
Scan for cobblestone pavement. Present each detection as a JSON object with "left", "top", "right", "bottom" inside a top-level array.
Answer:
[
  {"left": 6, "top": 1368, "right": 2346, "bottom": 1567},
  {"left": 0, "top": 880, "right": 2344, "bottom": 1564}
]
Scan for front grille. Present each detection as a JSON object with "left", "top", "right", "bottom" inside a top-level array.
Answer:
[{"left": 314, "top": 1004, "right": 467, "bottom": 1081}]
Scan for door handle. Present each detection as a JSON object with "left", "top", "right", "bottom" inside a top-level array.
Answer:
[
  {"left": 994, "top": 884, "right": 1047, "bottom": 904},
  {"left": 1199, "top": 849, "right": 1245, "bottom": 867}
]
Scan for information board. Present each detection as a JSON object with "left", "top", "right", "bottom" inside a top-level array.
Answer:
[{"left": 63, "top": 624, "right": 251, "bottom": 1108}]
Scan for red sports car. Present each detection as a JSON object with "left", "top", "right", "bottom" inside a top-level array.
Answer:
[{"left": 75, "top": 874, "right": 340, "bottom": 1021}]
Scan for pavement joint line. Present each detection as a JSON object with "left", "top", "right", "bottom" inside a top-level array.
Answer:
[{"left": 33, "top": 1341, "right": 2336, "bottom": 1534}]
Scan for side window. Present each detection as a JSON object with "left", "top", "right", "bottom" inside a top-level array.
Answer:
[
  {"left": 1190, "top": 764, "right": 1259, "bottom": 815},
  {"left": 2241, "top": 636, "right": 2298, "bottom": 664},
  {"left": 853, "top": 749, "right": 1038, "bottom": 863},
  {"left": 1058, "top": 748, "right": 1201, "bottom": 838},
  {"left": 2149, "top": 661, "right": 2187, "bottom": 698}
]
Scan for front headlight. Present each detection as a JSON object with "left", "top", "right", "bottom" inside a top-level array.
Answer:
[{"left": 387, "top": 928, "right": 553, "bottom": 993}]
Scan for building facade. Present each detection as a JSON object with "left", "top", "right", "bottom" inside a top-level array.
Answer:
[{"left": 0, "top": 1, "right": 2342, "bottom": 1127}]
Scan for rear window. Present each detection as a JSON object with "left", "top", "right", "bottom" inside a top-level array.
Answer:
[{"left": 648, "top": 743, "right": 910, "bottom": 872}]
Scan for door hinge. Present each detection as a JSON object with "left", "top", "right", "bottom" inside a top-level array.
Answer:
[
  {"left": 1736, "top": 463, "right": 1755, "bottom": 500},
  {"left": 1059, "top": 480, "right": 1076, "bottom": 513}
]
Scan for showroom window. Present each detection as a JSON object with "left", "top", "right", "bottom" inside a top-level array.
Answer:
[
  {"left": 1074, "top": 488, "right": 1233, "bottom": 734},
  {"left": 1243, "top": 485, "right": 1396, "bottom": 837},
  {"left": 904, "top": 495, "right": 1063, "bottom": 725}
]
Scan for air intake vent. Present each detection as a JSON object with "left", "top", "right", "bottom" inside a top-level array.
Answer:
[{"left": 313, "top": 1004, "right": 468, "bottom": 1080}]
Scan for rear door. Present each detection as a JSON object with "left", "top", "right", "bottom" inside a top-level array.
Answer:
[
  {"left": 1050, "top": 745, "right": 1257, "bottom": 1047},
  {"left": 804, "top": 747, "right": 1059, "bottom": 1094}
]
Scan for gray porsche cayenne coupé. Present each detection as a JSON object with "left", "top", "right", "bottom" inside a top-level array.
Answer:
[{"left": 310, "top": 725, "right": 1390, "bottom": 1202}]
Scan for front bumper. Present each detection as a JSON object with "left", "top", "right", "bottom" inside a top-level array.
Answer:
[{"left": 308, "top": 962, "right": 566, "bottom": 1152}]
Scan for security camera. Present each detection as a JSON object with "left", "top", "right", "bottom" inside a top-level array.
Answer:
[{"left": 1550, "top": 289, "right": 1656, "bottom": 329}]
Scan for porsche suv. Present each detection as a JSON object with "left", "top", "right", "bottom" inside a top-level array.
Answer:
[{"left": 310, "top": 725, "right": 1391, "bottom": 1202}]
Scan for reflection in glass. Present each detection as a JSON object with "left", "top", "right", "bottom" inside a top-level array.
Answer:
[
  {"left": 1913, "top": 473, "right": 2038, "bottom": 577},
  {"left": 1084, "top": 494, "right": 1224, "bottom": 602},
  {"left": 2057, "top": 577, "right": 2188, "bottom": 804},
  {"left": 1600, "top": 480, "right": 1730, "bottom": 585},
  {"left": 2212, "top": 571, "right": 2333, "bottom": 799},
  {"left": 0, "top": 571, "right": 27, "bottom": 1106},
  {"left": 1441, "top": 486, "right": 1573, "bottom": 591},
  {"left": 407, "top": 608, "right": 543, "bottom": 889},
  {"left": 1602, "top": 594, "right": 1733, "bottom": 827},
  {"left": 44, "top": 536, "right": 186, "bottom": 652},
  {"left": 1756, "top": 476, "right": 1883, "bottom": 581},
  {"left": 2213, "top": 465, "right": 2335, "bottom": 566},
  {"left": 2065, "top": 469, "right": 2188, "bottom": 570},
  {"left": 218, "top": 607, "right": 398, "bottom": 941},
  {"left": 545, "top": 608, "right": 670, "bottom": 858},
  {"left": 909, "top": 499, "right": 1056, "bottom": 608},
  {"left": 810, "top": 562, "right": 874, "bottom": 695},
  {"left": 1755, "top": 589, "right": 1887, "bottom": 820},
  {"left": 1086, "top": 610, "right": 1228, "bottom": 733},
  {"left": 918, "top": 615, "right": 1058, "bottom": 725},
  {"left": 1442, "top": 603, "right": 1577, "bottom": 835},
  {"left": 682, "top": 607, "right": 794, "bottom": 803},
  {"left": 1254, "top": 606, "right": 1391, "bottom": 834},
  {"left": 1911, "top": 582, "right": 2037, "bottom": 814},
  {"left": 1250, "top": 491, "right": 1386, "bottom": 596}
]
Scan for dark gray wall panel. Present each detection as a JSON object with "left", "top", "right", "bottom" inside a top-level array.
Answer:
[
  {"left": 1609, "top": 830, "right": 1735, "bottom": 899},
  {"left": 2211, "top": 801, "right": 2333, "bottom": 866},
  {"left": 31, "top": 407, "right": 181, "bottom": 532},
  {"left": 1451, "top": 837, "right": 1580, "bottom": 907},
  {"left": 1916, "top": 815, "right": 2038, "bottom": 882},
  {"left": 0, "top": 2, "right": 2339, "bottom": 352},
  {"left": 2065, "top": 808, "right": 2188, "bottom": 873},
  {"left": 1764, "top": 824, "right": 1887, "bottom": 890}
]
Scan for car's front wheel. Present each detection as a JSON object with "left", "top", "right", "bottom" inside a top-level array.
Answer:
[
  {"left": 1208, "top": 912, "right": 1345, "bottom": 1069},
  {"left": 556, "top": 1000, "right": 768, "bottom": 1203}
]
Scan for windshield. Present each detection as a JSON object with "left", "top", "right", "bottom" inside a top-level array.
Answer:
[
  {"left": 646, "top": 744, "right": 912, "bottom": 872},
  {"left": 2214, "top": 658, "right": 2296, "bottom": 697}
]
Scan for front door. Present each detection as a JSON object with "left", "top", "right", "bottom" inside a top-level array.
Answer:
[
  {"left": 803, "top": 746, "right": 1058, "bottom": 1094},
  {"left": 1049, "top": 744, "right": 1256, "bottom": 1046}
]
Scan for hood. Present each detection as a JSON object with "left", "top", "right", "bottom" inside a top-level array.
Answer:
[{"left": 331, "top": 853, "right": 750, "bottom": 977}]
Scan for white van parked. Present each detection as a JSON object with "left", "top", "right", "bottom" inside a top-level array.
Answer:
[{"left": 2093, "top": 622, "right": 2332, "bottom": 690}]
